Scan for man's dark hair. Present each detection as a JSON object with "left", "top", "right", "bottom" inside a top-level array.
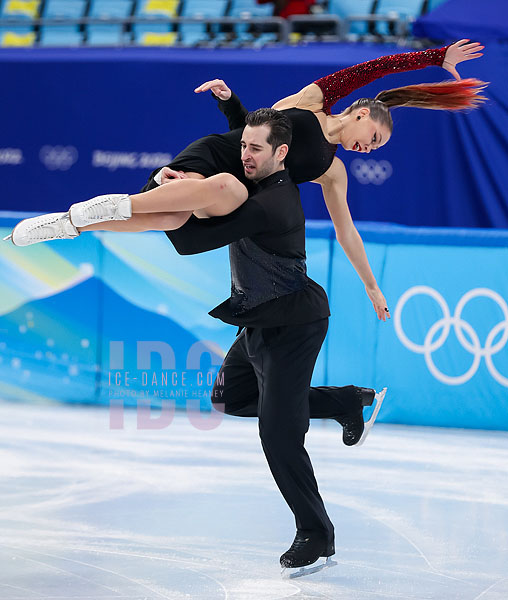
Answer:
[{"left": 245, "top": 108, "right": 292, "bottom": 154}]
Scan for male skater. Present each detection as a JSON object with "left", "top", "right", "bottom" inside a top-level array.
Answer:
[{"left": 167, "top": 108, "right": 380, "bottom": 574}]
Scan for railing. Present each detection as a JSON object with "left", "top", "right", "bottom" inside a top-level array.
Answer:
[
  {"left": 0, "top": 15, "right": 290, "bottom": 44},
  {"left": 286, "top": 14, "right": 342, "bottom": 40},
  {"left": 0, "top": 13, "right": 413, "bottom": 46},
  {"left": 346, "top": 13, "right": 410, "bottom": 38}
]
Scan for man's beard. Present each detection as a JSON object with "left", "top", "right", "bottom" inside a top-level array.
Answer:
[{"left": 248, "top": 156, "right": 277, "bottom": 182}]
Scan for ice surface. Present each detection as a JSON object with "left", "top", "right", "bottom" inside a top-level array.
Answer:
[{"left": 0, "top": 401, "right": 507, "bottom": 599}]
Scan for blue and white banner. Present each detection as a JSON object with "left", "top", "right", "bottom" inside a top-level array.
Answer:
[{"left": 0, "top": 214, "right": 507, "bottom": 430}]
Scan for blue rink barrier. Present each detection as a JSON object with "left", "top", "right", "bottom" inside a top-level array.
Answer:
[{"left": 0, "top": 213, "right": 507, "bottom": 431}]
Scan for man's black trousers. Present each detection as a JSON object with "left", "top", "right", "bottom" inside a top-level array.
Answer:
[{"left": 212, "top": 317, "right": 363, "bottom": 544}]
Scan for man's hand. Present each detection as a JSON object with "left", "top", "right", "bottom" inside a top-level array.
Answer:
[
  {"left": 442, "top": 39, "right": 484, "bottom": 81},
  {"left": 160, "top": 167, "right": 188, "bottom": 185},
  {"left": 366, "top": 286, "right": 390, "bottom": 322},
  {"left": 194, "top": 79, "right": 232, "bottom": 100}
]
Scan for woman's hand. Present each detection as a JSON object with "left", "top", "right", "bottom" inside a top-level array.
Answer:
[
  {"left": 366, "top": 286, "right": 390, "bottom": 322},
  {"left": 160, "top": 167, "right": 188, "bottom": 185},
  {"left": 442, "top": 39, "right": 484, "bottom": 81},
  {"left": 194, "top": 79, "right": 232, "bottom": 100}
]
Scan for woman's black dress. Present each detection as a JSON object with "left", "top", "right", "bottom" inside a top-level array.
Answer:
[{"left": 140, "top": 93, "right": 338, "bottom": 192}]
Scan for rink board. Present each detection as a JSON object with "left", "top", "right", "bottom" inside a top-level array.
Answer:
[{"left": 0, "top": 213, "right": 507, "bottom": 430}]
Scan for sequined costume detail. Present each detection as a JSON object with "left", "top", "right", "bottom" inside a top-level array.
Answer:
[
  {"left": 229, "top": 237, "right": 307, "bottom": 316},
  {"left": 314, "top": 46, "right": 448, "bottom": 115}
]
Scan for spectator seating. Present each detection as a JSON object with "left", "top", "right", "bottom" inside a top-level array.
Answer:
[
  {"left": 0, "top": 0, "right": 452, "bottom": 48},
  {"left": 40, "top": 24, "right": 82, "bottom": 45},
  {"left": 230, "top": 0, "right": 274, "bottom": 14},
  {"left": 229, "top": 0, "right": 274, "bottom": 45},
  {"left": 179, "top": 0, "right": 228, "bottom": 45},
  {"left": 0, "top": 0, "right": 39, "bottom": 46},
  {"left": 90, "top": 0, "right": 133, "bottom": 18},
  {"left": 137, "top": 0, "right": 179, "bottom": 18},
  {"left": 0, "top": 25, "right": 35, "bottom": 45},
  {"left": 43, "top": 0, "right": 86, "bottom": 18},
  {"left": 87, "top": 22, "right": 125, "bottom": 45},
  {"left": 328, "top": 0, "right": 374, "bottom": 36},
  {"left": 374, "top": 0, "right": 424, "bottom": 36},
  {"left": 40, "top": 0, "right": 87, "bottom": 46},
  {"left": 88, "top": 0, "right": 132, "bottom": 45},
  {"left": 0, "top": 0, "right": 40, "bottom": 19},
  {"left": 133, "top": 0, "right": 179, "bottom": 46},
  {"left": 133, "top": 25, "right": 178, "bottom": 45}
]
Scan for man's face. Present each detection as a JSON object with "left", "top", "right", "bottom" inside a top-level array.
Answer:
[{"left": 241, "top": 124, "right": 284, "bottom": 181}]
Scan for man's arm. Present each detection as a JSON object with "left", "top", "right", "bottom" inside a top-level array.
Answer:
[
  {"left": 194, "top": 79, "right": 248, "bottom": 131},
  {"left": 167, "top": 200, "right": 268, "bottom": 255},
  {"left": 214, "top": 92, "right": 249, "bottom": 131}
]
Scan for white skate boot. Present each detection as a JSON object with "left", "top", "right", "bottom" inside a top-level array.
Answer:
[
  {"left": 69, "top": 194, "right": 131, "bottom": 227},
  {"left": 3, "top": 212, "right": 80, "bottom": 246}
]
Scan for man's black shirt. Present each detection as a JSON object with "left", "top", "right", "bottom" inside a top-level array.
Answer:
[{"left": 167, "top": 169, "right": 330, "bottom": 327}]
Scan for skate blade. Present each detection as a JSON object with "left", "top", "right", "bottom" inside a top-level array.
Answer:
[
  {"left": 4, "top": 217, "right": 27, "bottom": 245},
  {"left": 356, "top": 387, "right": 386, "bottom": 447},
  {"left": 281, "top": 557, "right": 337, "bottom": 579}
]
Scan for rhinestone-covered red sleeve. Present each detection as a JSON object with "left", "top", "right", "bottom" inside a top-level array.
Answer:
[{"left": 315, "top": 46, "right": 448, "bottom": 114}]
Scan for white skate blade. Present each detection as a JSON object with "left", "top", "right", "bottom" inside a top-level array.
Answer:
[
  {"left": 281, "top": 556, "right": 337, "bottom": 579},
  {"left": 355, "top": 387, "right": 386, "bottom": 447}
]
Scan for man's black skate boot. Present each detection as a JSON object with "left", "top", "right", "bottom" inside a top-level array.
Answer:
[
  {"left": 280, "top": 529, "right": 334, "bottom": 569},
  {"left": 335, "top": 386, "right": 375, "bottom": 446}
]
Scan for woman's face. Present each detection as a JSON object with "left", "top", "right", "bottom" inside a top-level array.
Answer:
[{"left": 340, "top": 108, "right": 391, "bottom": 154}]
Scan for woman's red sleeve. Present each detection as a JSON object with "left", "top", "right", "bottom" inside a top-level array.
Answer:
[{"left": 314, "top": 46, "right": 448, "bottom": 114}]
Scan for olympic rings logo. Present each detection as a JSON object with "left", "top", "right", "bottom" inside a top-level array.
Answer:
[
  {"left": 350, "top": 159, "right": 393, "bottom": 185},
  {"left": 39, "top": 145, "right": 78, "bottom": 171},
  {"left": 394, "top": 286, "right": 508, "bottom": 387}
]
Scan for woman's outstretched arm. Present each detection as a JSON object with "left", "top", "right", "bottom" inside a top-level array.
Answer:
[
  {"left": 315, "top": 158, "right": 390, "bottom": 321},
  {"left": 272, "top": 40, "right": 483, "bottom": 114}
]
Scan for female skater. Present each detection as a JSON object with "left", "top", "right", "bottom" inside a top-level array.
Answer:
[{"left": 7, "top": 40, "right": 485, "bottom": 321}]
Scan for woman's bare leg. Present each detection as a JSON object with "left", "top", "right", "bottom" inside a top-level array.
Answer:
[
  {"left": 6, "top": 171, "right": 248, "bottom": 246},
  {"left": 78, "top": 211, "right": 192, "bottom": 233},
  {"left": 129, "top": 173, "right": 248, "bottom": 216}
]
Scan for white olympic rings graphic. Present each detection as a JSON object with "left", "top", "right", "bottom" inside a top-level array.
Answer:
[
  {"left": 39, "top": 145, "right": 78, "bottom": 171},
  {"left": 394, "top": 286, "right": 508, "bottom": 387},
  {"left": 350, "top": 158, "right": 393, "bottom": 185}
]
